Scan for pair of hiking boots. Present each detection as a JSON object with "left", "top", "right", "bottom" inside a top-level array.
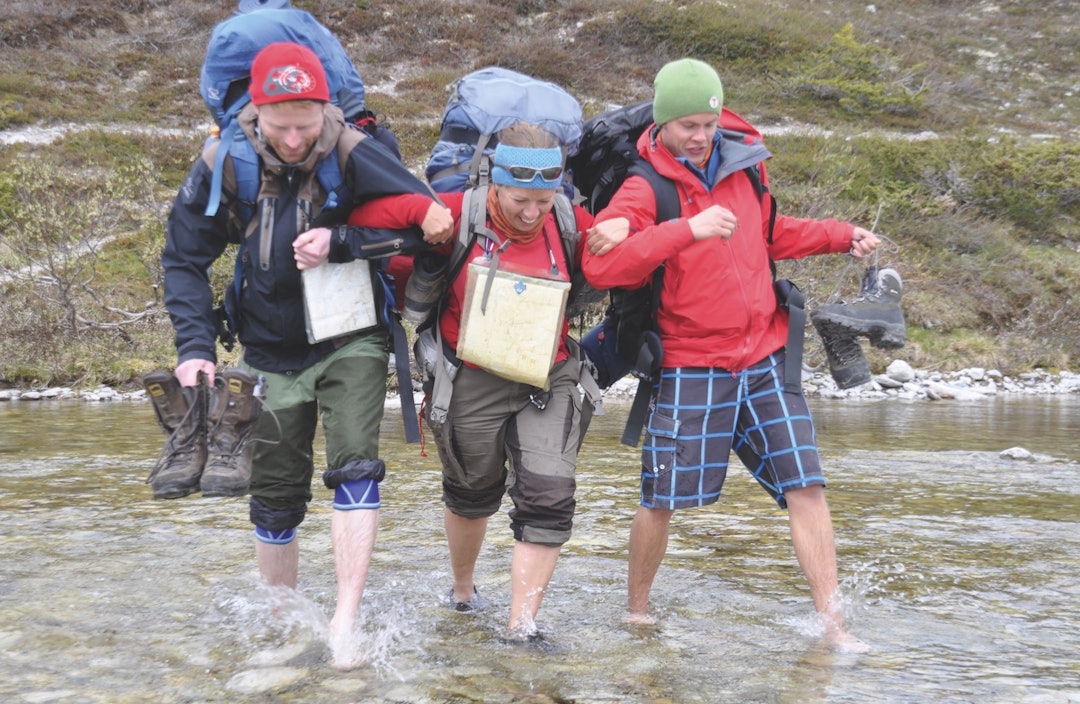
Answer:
[
  {"left": 810, "top": 266, "right": 906, "bottom": 389},
  {"left": 142, "top": 368, "right": 263, "bottom": 499}
]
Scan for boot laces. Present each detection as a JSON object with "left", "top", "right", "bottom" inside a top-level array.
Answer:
[
  {"left": 851, "top": 266, "right": 883, "bottom": 303},
  {"left": 206, "top": 393, "right": 279, "bottom": 461},
  {"left": 147, "top": 403, "right": 204, "bottom": 483},
  {"left": 824, "top": 331, "right": 864, "bottom": 367}
]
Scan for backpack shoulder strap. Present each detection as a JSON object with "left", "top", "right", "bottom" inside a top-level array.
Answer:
[
  {"left": 468, "top": 133, "right": 495, "bottom": 189},
  {"left": 552, "top": 193, "right": 578, "bottom": 277},
  {"left": 742, "top": 163, "right": 777, "bottom": 244},
  {"left": 627, "top": 160, "right": 680, "bottom": 223},
  {"left": 230, "top": 140, "right": 261, "bottom": 227},
  {"left": 617, "top": 159, "right": 677, "bottom": 447},
  {"left": 318, "top": 125, "right": 366, "bottom": 213},
  {"left": 204, "top": 121, "right": 261, "bottom": 224},
  {"left": 198, "top": 136, "right": 257, "bottom": 247},
  {"left": 449, "top": 185, "right": 483, "bottom": 278},
  {"left": 446, "top": 183, "right": 508, "bottom": 282}
]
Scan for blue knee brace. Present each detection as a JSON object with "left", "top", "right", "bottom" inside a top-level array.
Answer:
[
  {"left": 254, "top": 526, "right": 297, "bottom": 545},
  {"left": 333, "top": 478, "right": 380, "bottom": 510}
]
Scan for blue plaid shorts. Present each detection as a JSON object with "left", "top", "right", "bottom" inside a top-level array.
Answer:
[{"left": 640, "top": 351, "right": 825, "bottom": 510}]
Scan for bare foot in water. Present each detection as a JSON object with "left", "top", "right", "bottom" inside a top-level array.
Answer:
[
  {"left": 621, "top": 610, "right": 657, "bottom": 626},
  {"left": 819, "top": 598, "right": 870, "bottom": 653},
  {"left": 825, "top": 624, "right": 871, "bottom": 654},
  {"left": 327, "top": 617, "right": 365, "bottom": 670}
]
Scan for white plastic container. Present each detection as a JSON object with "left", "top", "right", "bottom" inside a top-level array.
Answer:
[
  {"left": 302, "top": 259, "right": 378, "bottom": 343},
  {"left": 456, "top": 259, "right": 569, "bottom": 388}
]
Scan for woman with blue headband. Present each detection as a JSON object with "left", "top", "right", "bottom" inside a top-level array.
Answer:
[{"left": 348, "top": 122, "right": 626, "bottom": 646}]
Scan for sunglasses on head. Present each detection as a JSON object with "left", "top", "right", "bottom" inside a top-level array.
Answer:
[{"left": 495, "top": 163, "right": 564, "bottom": 182}]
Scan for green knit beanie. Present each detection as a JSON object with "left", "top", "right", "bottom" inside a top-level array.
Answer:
[{"left": 652, "top": 58, "right": 724, "bottom": 125}]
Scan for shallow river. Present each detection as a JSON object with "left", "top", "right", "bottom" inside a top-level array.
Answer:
[{"left": 1, "top": 394, "right": 1077, "bottom": 703}]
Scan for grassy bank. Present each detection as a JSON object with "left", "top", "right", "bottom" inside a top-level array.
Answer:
[{"left": 1, "top": 0, "right": 1077, "bottom": 388}]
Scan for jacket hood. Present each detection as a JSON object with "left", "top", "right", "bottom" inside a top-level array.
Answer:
[{"left": 640, "top": 107, "right": 771, "bottom": 186}]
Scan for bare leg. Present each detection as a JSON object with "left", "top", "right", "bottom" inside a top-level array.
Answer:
[
  {"left": 444, "top": 508, "right": 488, "bottom": 603},
  {"left": 507, "top": 541, "right": 560, "bottom": 632},
  {"left": 255, "top": 537, "right": 299, "bottom": 589},
  {"left": 784, "top": 485, "right": 868, "bottom": 653},
  {"left": 626, "top": 506, "right": 674, "bottom": 624},
  {"left": 327, "top": 508, "right": 379, "bottom": 670}
]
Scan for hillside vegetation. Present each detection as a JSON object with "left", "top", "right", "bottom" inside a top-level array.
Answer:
[{"left": 0, "top": 0, "right": 1077, "bottom": 388}]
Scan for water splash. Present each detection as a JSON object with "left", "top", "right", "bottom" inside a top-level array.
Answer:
[
  {"left": 215, "top": 579, "right": 329, "bottom": 648},
  {"left": 334, "top": 579, "right": 426, "bottom": 678}
]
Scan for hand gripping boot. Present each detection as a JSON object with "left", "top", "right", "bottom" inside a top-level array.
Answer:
[
  {"left": 811, "top": 318, "right": 872, "bottom": 389},
  {"left": 201, "top": 369, "right": 263, "bottom": 497},
  {"left": 143, "top": 370, "right": 207, "bottom": 499},
  {"left": 810, "top": 266, "right": 906, "bottom": 349}
]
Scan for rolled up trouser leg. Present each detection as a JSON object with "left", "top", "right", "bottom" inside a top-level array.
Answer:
[{"left": 249, "top": 495, "right": 307, "bottom": 534}]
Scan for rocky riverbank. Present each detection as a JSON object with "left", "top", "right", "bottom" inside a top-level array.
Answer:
[
  {"left": 601, "top": 359, "right": 1080, "bottom": 403},
  {"left": 2, "top": 358, "right": 1079, "bottom": 404}
]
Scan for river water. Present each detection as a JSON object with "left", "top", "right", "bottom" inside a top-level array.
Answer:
[{"left": 1, "top": 394, "right": 1077, "bottom": 703}]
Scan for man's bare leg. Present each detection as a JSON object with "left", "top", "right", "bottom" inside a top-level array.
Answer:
[
  {"left": 256, "top": 538, "right": 299, "bottom": 588},
  {"left": 784, "top": 485, "right": 869, "bottom": 653},
  {"left": 626, "top": 506, "right": 674, "bottom": 624},
  {"left": 327, "top": 507, "right": 379, "bottom": 670}
]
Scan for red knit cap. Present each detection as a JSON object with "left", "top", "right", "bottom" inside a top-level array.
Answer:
[{"left": 249, "top": 42, "right": 329, "bottom": 106}]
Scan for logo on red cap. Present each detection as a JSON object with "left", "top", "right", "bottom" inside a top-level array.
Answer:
[{"left": 263, "top": 65, "right": 318, "bottom": 99}]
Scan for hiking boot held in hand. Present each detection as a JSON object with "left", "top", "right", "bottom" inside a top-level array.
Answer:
[
  {"left": 201, "top": 368, "right": 263, "bottom": 497},
  {"left": 811, "top": 267, "right": 906, "bottom": 350},
  {"left": 144, "top": 371, "right": 207, "bottom": 499},
  {"left": 812, "top": 319, "right": 872, "bottom": 389}
]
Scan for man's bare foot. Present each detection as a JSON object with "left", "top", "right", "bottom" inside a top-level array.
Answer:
[
  {"left": 822, "top": 618, "right": 870, "bottom": 654},
  {"left": 621, "top": 610, "right": 657, "bottom": 626},
  {"left": 327, "top": 617, "right": 365, "bottom": 671}
]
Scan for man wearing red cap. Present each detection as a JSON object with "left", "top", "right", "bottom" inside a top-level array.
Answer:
[{"left": 162, "top": 41, "right": 452, "bottom": 668}]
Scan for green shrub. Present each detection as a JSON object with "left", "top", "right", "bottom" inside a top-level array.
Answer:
[
  {"left": 0, "top": 153, "right": 171, "bottom": 385},
  {"left": 779, "top": 24, "right": 927, "bottom": 122}
]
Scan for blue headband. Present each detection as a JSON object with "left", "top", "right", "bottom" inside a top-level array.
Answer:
[{"left": 491, "top": 144, "right": 564, "bottom": 190}]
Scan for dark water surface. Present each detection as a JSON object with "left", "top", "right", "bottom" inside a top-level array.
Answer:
[{"left": 1, "top": 395, "right": 1077, "bottom": 703}]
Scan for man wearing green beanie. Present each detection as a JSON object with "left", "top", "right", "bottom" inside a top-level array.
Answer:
[
  {"left": 582, "top": 57, "right": 880, "bottom": 652},
  {"left": 651, "top": 57, "right": 724, "bottom": 126}
]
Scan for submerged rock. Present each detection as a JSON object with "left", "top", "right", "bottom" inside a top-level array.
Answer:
[
  {"left": 225, "top": 666, "right": 308, "bottom": 695},
  {"left": 1000, "top": 446, "right": 1035, "bottom": 461}
]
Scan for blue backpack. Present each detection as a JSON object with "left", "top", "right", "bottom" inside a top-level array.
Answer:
[
  {"left": 422, "top": 67, "right": 603, "bottom": 319},
  {"left": 199, "top": 7, "right": 397, "bottom": 221},
  {"left": 425, "top": 66, "right": 584, "bottom": 192}
]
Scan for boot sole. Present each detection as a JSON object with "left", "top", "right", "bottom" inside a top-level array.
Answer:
[
  {"left": 152, "top": 484, "right": 201, "bottom": 500},
  {"left": 200, "top": 478, "right": 249, "bottom": 497},
  {"left": 811, "top": 313, "right": 906, "bottom": 350},
  {"left": 834, "top": 368, "right": 872, "bottom": 389},
  {"left": 200, "top": 482, "right": 249, "bottom": 498}
]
